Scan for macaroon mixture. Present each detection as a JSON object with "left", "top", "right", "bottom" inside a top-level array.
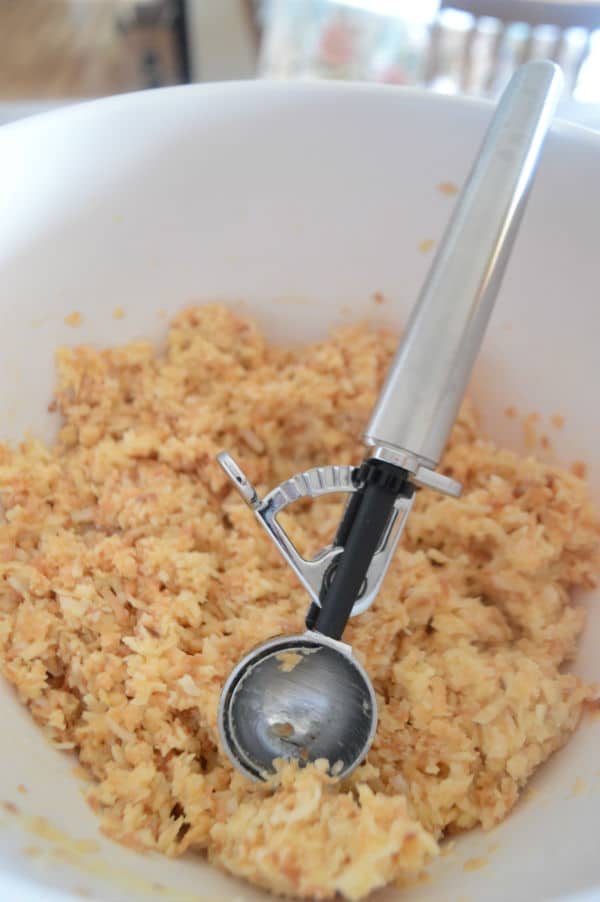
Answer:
[{"left": 0, "top": 304, "right": 598, "bottom": 899}]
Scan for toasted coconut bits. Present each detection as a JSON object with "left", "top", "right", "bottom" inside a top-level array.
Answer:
[
  {"left": 64, "top": 311, "right": 82, "bottom": 327},
  {"left": 0, "top": 304, "right": 598, "bottom": 899},
  {"left": 276, "top": 651, "right": 303, "bottom": 673},
  {"left": 437, "top": 181, "right": 459, "bottom": 196},
  {"left": 210, "top": 761, "right": 437, "bottom": 900}
]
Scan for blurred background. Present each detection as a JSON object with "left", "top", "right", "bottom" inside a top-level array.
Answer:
[{"left": 2, "top": 0, "right": 600, "bottom": 127}]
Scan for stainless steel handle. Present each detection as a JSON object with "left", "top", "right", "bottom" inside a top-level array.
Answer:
[{"left": 364, "top": 60, "right": 563, "bottom": 469}]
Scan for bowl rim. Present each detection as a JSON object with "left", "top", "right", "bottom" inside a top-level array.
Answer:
[{"left": 2, "top": 78, "right": 600, "bottom": 149}]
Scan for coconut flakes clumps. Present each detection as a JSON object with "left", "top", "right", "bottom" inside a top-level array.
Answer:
[
  {"left": 0, "top": 304, "right": 598, "bottom": 899},
  {"left": 209, "top": 760, "right": 437, "bottom": 900}
]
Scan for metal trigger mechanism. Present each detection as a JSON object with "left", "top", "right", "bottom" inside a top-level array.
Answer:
[{"left": 217, "top": 451, "right": 461, "bottom": 618}]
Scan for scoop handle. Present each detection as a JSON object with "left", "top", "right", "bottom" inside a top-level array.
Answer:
[{"left": 364, "top": 60, "right": 563, "bottom": 470}]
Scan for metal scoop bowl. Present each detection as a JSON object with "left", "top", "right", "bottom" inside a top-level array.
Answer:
[{"left": 218, "top": 632, "right": 376, "bottom": 780}]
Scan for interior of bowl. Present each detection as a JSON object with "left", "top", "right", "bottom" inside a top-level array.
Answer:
[{"left": 0, "top": 81, "right": 599, "bottom": 902}]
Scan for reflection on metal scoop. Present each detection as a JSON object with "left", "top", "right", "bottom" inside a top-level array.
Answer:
[
  {"left": 217, "top": 61, "right": 564, "bottom": 782},
  {"left": 219, "top": 633, "right": 376, "bottom": 780}
]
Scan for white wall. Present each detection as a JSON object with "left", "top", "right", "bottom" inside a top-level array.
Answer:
[{"left": 185, "top": 0, "right": 258, "bottom": 81}]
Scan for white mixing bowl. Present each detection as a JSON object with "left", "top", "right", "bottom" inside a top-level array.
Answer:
[{"left": 0, "top": 81, "right": 599, "bottom": 902}]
